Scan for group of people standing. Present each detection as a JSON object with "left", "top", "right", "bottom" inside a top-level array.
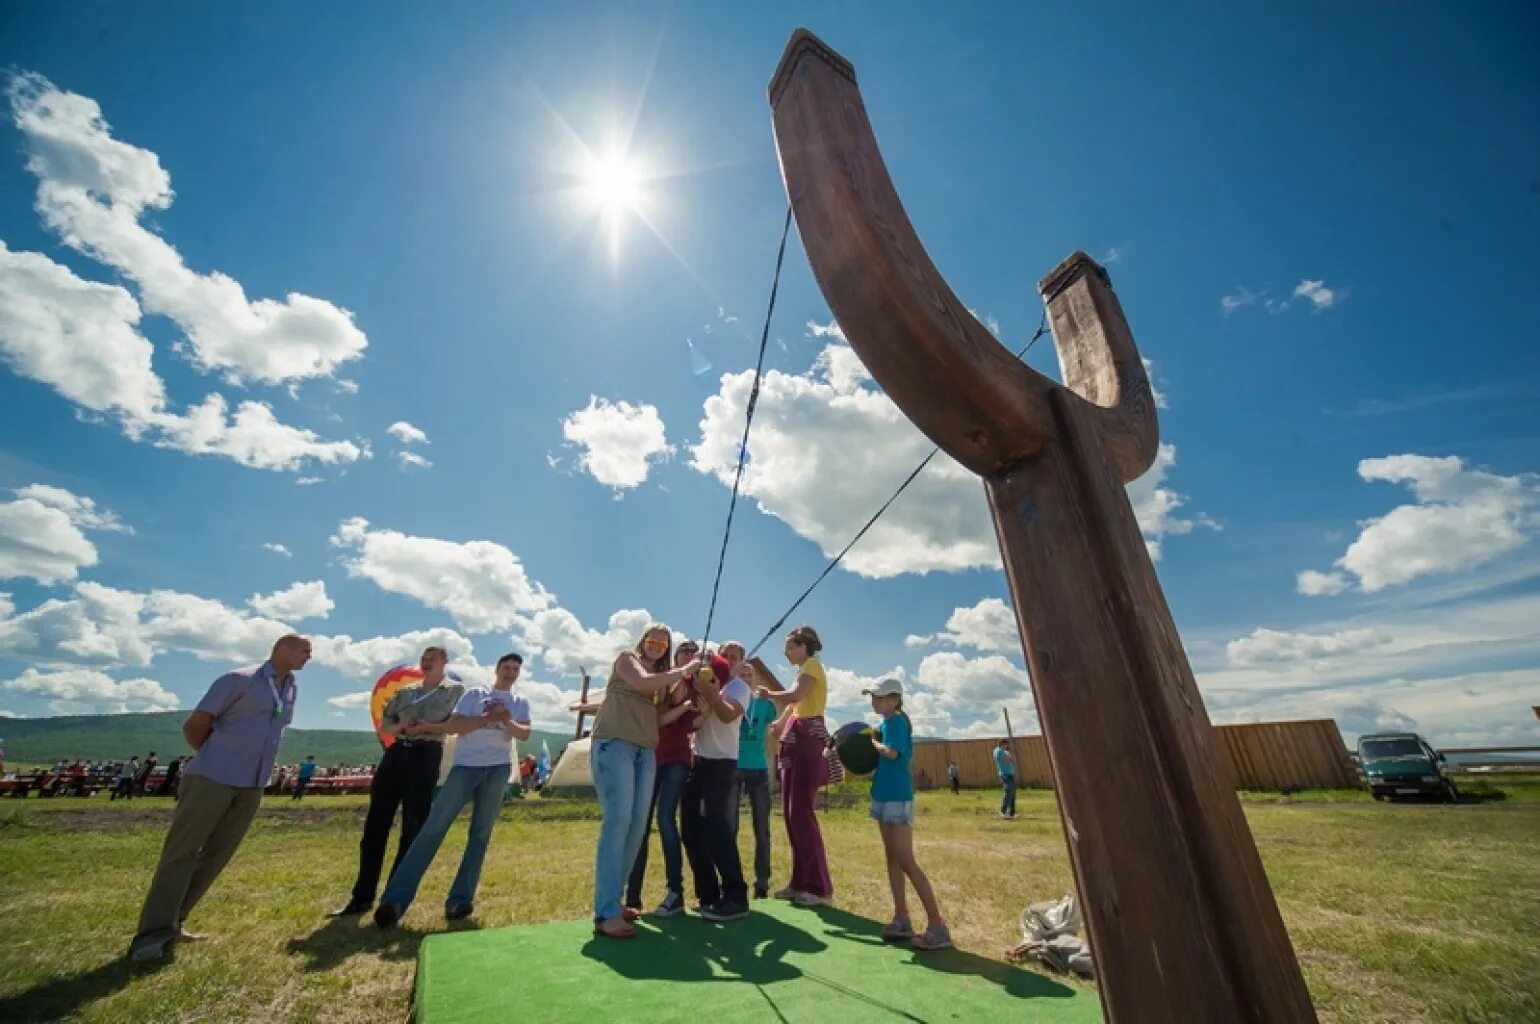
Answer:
[
  {"left": 125, "top": 620, "right": 951, "bottom": 962},
  {"left": 587, "top": 623, "right": 950, "bottom": 950}
]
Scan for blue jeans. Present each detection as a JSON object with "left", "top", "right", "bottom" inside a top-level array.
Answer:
[
  {"left": 380, "top": 763, "right": 507, "bottom": 913},
  {"left": 591, "top": 737, "right": 655, "bottom": 922},
  {"left": 1001, "top": 775, "right": 1018, "bottom": 816},
  {"left": 626, "top": 760, "right": 690, "bottom": 906}
]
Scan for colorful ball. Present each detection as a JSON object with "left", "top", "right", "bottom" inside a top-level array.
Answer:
[{"left": 834, "top": 720, "right": 879, "bottom": 776}]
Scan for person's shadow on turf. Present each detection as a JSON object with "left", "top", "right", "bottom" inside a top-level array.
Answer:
[
  {"left": 582, "top": 911, "right": 825, "bottom": 985},
  {"left": 806, "top": 905, "right": 1081, "bottom": 1002}
]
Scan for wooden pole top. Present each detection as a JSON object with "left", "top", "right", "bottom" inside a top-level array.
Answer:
[{"left": 769, "top": 29, "right": 1158, "bottom": 482}]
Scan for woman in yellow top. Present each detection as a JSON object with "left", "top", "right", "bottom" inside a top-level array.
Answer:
[
  {"left": 590, "top": 624, "right": 700, "bottom": 938},
  {"left": 753, "top": 624, "right": 832, "bottom": 905}
]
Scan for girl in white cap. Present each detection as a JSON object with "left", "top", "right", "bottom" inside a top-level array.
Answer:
[{"left": 865, "top": 677, "right": 951, "bottom": 950}]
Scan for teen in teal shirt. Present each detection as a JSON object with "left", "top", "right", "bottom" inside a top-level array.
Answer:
[
  {"left": 728, "top": 643, "right": 776, "bottom": 898},
  {"left": 864, "top": 677, "right": 951, "bottom": 950}
]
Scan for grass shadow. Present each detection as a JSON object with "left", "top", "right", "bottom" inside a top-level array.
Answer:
[
  {"left": 581, "top": 910, "right": 825, "bottom": 985},
  {"left": 805, "top": 905, "right": 1084, "bottom": 1002},
  {"left": 286, "top": 912, "right": 482, "bottom": 973},
  {"left": 0, "top": 949, "right": 173, "bottom": 1023}
]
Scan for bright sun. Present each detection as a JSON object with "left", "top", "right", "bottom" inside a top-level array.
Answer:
[{"left": 582, "top": 153, "right": 642, "bottom": 215}]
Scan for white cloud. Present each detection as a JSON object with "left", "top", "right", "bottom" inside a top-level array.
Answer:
[
  {"left": 560, "top": 397, "right": 673, "bottom": 493},
  {"left": 1225, "top": 627, "right": 1391, "bottom": 669},
  {"left": 0, "top": 240, "right": 167, "bottom": 424},
  {"left": 396, "top": 451, "right": 432, "bottom": 470},
  {"left": 916, "top": 651, "right": 1033, "bottom": 708},
  {"left": 514, "top": 606, "right": 655, "bottom": 676},
  {"left": 310, "top": 627, "right": 477, "bottom": 679},
  {"left": 262, "top": 542, "right": 292, "bottom": 558},
  {"left": 9, "top": 73, "right": 367, "bottom": 386},
  {"left": 247, "top": 580, "right": 333, "bottom": 622},
  {"left": 0, "top": 666, "right": 178, "bottom": 714},
  {"left": 1220, "top": 288, "right": 1259, "bottom": 315},
  {"left": 0, "top": 244, "right": 364, "bottom": 473},
  {"left": 0, "top": 484, "right": 133, "bottom": 585},
  {"left": 296, "top": 477, "right": 323, "bottom": 486},
  {"left": 329, "top": 517, "right": 552, "bottom": 634},
  {"left": 0, "top": 581, "right": 152, "bottom": 666},
  {"left": 1292, "top": 280, "right": 1340, "bottom": 311},
  {"left": 905, "top": 597, "right": 1019, "bottom": 653},
  {"left": 806, "top": 319, "right": 844, "bottom": 340},
  {"left": 1301, "top": 455, "right": 1539, "bottom": 594},
  {"left": 387, "top": 421, "right": 428, "bottom": 446},
  {"left": 151, "top": 393, "right": 363, "bottom": 472},
  {"left": 13, "top": 484, "right": 131, "bottom": 534},
  {"left": 690, "top": 342, "right": 1205, "bottom": 577},
  {"left": 1296, "top": 570, "right": 1348, "bottom": 596},
  {"left": 1222, "top": 280, "right": 1343, "bottom": 316},
  {"left": 327, "top": 690, "right": 374, "bottom": 710}
]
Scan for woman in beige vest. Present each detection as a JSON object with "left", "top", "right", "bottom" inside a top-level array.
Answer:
[{"left": 590, "top": 624, "right": 701, "bottom": 938}]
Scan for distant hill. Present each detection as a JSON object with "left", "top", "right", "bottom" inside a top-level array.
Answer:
[{"left": 0, "top": 712, "right": 573, "bottom": 769}]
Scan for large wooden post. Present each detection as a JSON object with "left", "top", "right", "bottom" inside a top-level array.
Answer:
[{"left": 769, "top": 29, "right": 1316, "bottom": 1023}]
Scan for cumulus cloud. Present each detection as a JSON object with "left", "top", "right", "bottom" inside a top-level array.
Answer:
[
  {"left": 1300, "top": 455, "right": 1539, "bottom": 594},
  {"left": 8, "top": 72, "right": 367, "bottom": 385},
  {"left": 262, "top": 542, "right": 292, "bottom": 558},
  {"left": 0, "top": 243, "right": 364, "bottom": 473},
  {"left": 310, "top": 627, "right": 477, "bottom": 679},
  {"left": 1292, "top": 280, "right": 1340, "bottom": 311},
  {"left": 247, "top": 580, "right": 333, "bottom": 622},
  {"left": 330, "top": 517, "right": 552, "bottom": 634},
  {"left": 560, "top": 397, "right": 673, "bottom": 493},
  {"left": 905, "top": 597, "right": 1019, "bottom": 653},
  {"left": 396, "top": 451, "right": 432, "bottom": 470},
  {"left": 690, "top": 342, "right": 1207, "bottom": 576},
  {"left": 1225, "top": 627, "right": 1391, "bottom": 669},
  {"left": 387, "top": 421, "right": 428, "bottom": 446},
  {"left": 0, "top": 241, "right": 167, "bottom": 424},
  {"left": 0, "top": 485, "right": 131, "bottom": 585},
  {"left": 513, "top": 606, "right": 655, "bottom": 676},
  {"left": 0, "top": 666, "right": 178, "bottom": 714}
]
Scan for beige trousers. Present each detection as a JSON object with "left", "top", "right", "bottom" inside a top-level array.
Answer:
[{"left": 131, "top": 773, "right": 263, "bottom": 948}]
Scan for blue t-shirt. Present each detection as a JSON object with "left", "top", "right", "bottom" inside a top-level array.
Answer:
[
  {"left": 870, "top": 714, "right": 914, "bottom": 803},
  {"left": 298, "top": 760, "right": 316, "bottom": 781},
  {"left": 994, "top": 747, "right": 1015, "bottom": 778},
  {"left": 737, "top": 696, "right": 777, "bottom": 771}
]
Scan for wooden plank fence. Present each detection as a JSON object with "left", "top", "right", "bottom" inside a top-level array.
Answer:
[{"left": 909, "top": 718, "right": 1359, "bottom": 792}]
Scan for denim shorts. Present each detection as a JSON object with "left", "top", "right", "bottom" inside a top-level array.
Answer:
[{"left": 869, "top": 799, "right": 915, "bottom": 825}]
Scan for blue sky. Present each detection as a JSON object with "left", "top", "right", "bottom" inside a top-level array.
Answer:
[{"left": 1, "top": 3, "right": 1537, "bottom": 748}]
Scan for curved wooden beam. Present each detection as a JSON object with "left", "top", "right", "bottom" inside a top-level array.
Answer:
[
  {"left": 770, "top": 29, "right": 1317, "bottom": 1024},
  {"left": 770, "top": 28, "right": 1157, "bottom": 482}
]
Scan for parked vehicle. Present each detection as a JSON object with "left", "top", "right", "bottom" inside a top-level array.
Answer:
[{"left": 1357, "top": 732, "right": 1458, "bottom": 802}]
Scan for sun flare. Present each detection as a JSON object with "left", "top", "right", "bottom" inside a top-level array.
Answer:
[{"left": 582, "top": 153, "right": 643, "bottom": 215}]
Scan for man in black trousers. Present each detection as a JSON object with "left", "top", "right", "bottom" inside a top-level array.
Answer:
[{"left": 329, "top": 646, "right": 463, "bottom": 917}]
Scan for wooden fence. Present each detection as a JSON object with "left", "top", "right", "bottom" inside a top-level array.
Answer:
[{"left": 910, "top": 718, "right": 1359, "bottom": 792}]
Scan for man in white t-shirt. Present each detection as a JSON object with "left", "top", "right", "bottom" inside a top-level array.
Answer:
[
  {"left": 681, "top": 653, "right": 751, "bottom": 922},
  {"left": 374, "top": 654, "right": 532, "bottom": 927}
]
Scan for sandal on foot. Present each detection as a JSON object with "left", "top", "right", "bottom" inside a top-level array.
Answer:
[
  {"left": 882, "top": 916, "right": 914, "bottom": 942},
  {"left": 912, "top": 923, "right": 953, "bottom": 950},
  {"left": 594, "top": 917, "right": 636, "bottom": 939}
]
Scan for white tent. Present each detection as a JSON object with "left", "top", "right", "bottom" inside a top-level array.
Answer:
[{"left": 545, "top": 735, "right": 594, "bottom": 791}]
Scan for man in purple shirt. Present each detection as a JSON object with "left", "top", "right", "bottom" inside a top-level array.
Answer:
[{"left": 128, "top": 634, "right": 311, "bottom": 961}]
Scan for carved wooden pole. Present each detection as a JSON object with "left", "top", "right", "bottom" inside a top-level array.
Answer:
[{"left": 769, "top": 29, "right": 1316, "bottom": 1023}]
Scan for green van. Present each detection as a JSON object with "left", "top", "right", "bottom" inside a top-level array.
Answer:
[{"left": 1357, "top": 732, "right": 1458, "bottom": 802}]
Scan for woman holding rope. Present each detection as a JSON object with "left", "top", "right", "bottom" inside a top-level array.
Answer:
[
  {"left": 753, "top": 624, "right": 833, "bottom": 906},
  {"left": 591, "top": 625, "right": 701, "bottom": 939}
]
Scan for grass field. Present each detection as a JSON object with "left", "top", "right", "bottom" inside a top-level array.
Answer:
[{"left": 1, "top": 785, "right": 1536, "bottom": 1023}]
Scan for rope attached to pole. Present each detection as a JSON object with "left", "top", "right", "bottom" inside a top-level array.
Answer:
[
  {"left": 699, "top": 204, "right": 795, "bottom": 651},
  {"left": 745, "top": 314, "right": 1051, "bottom": 659}
]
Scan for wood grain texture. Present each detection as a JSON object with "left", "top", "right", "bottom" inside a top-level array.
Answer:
[{"left": 770, "top": 27, "right": 1316, "bottom": 1022}]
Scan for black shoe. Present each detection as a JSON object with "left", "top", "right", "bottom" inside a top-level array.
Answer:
[
  {"left": 445, "top": 903, "right": 474, "bottom": 921},
  {"left": 753, "top": 885, "right": 769, "bottom": 900},
  {"left": 373, "top": 903, "right": 401, "bottom": 929},
  {"left": 328, "top": 899, "right": 372, "bottom": 918},
  {"left": 700, "top": 900, "right": 750, "bottom": 922}
]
